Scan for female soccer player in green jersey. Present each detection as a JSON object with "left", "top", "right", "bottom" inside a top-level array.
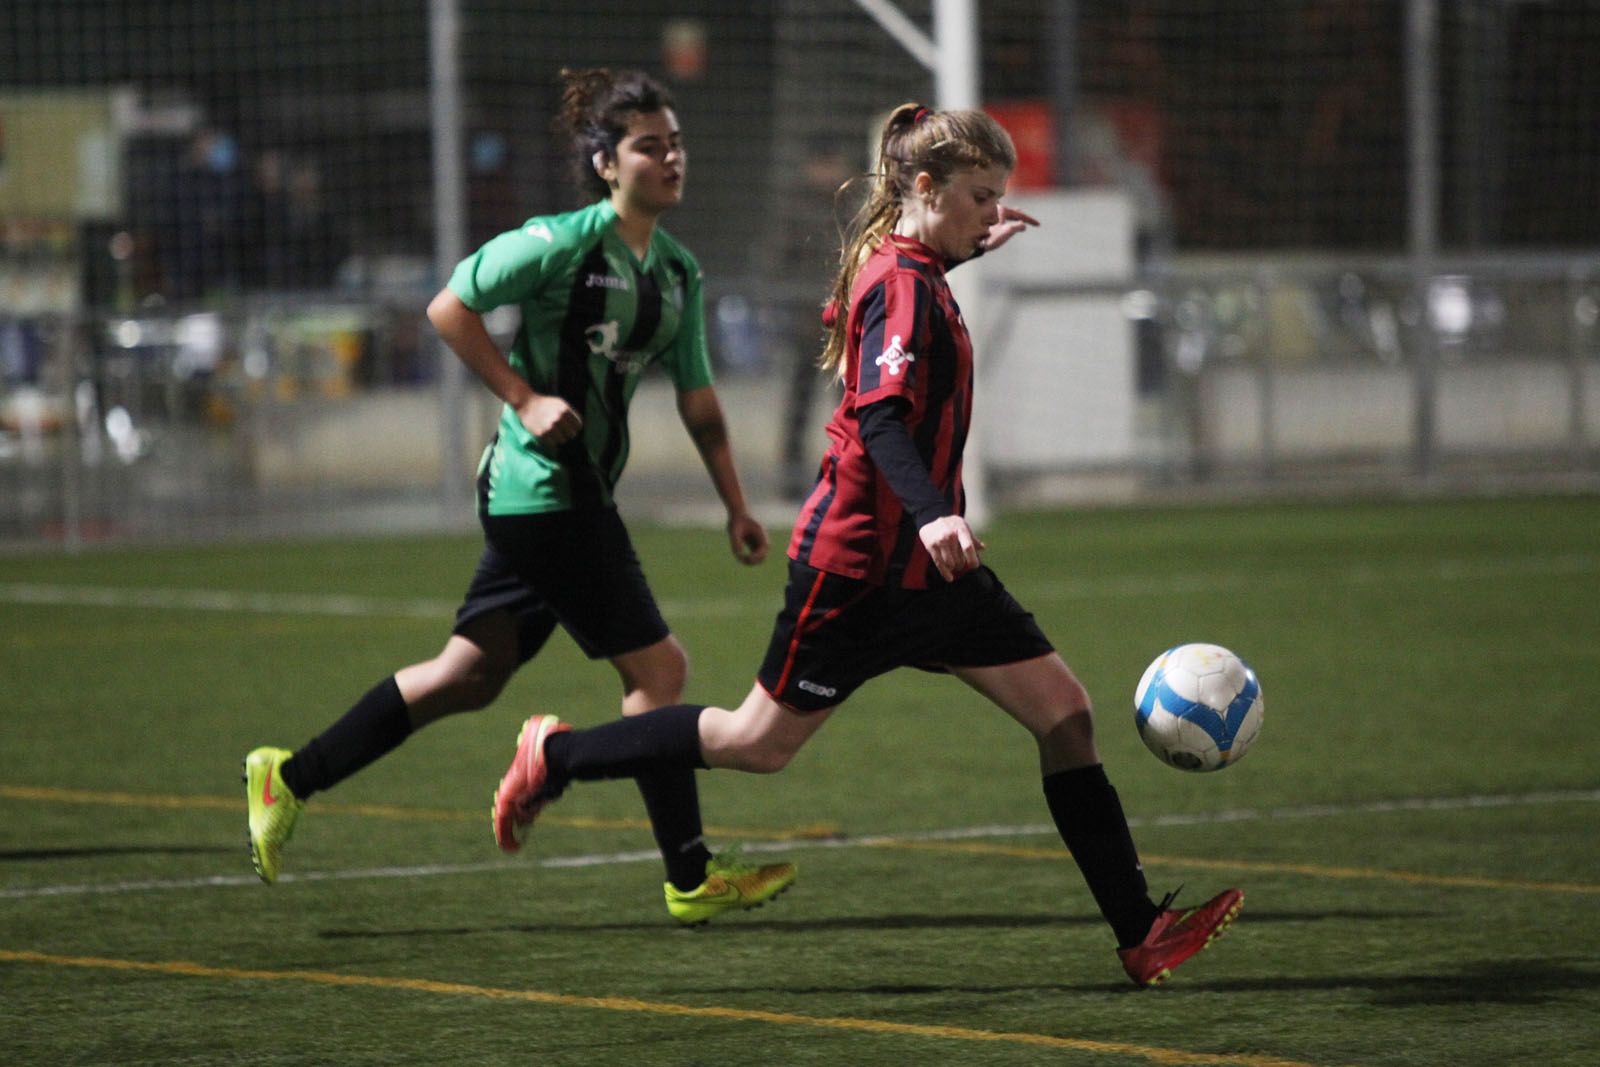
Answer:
[{"left": 245, "top": 68, "right": 795, "bottom": 921}]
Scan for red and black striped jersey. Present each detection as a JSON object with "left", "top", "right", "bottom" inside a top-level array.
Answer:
[{"left": 788, "top": 236, "right": 972, "bottom": 589}]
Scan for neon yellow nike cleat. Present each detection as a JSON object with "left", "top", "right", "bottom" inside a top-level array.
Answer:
[
  {"left": 244, "top": 746, "right": 304, "bottom": 884},
  {"left": 664, "top": 850, "right": 798, "bottom": 925}
]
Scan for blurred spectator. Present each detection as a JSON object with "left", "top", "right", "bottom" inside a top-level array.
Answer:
[
  {"left": 243, "top": 150, "right": 347, "bottom": 291},
  {"left": 243, "top": 149, "right": 294, "bottom": 289},
  {"left": 468, "top": 130, "right": 521, "bottom": 247},
  {"left": 169, "top": 127, "right": 246, "bottom": 300}
]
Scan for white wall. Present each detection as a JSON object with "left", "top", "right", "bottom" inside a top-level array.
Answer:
[{"left": 976, "top": 189, "right": 1140, "bottom": 469}]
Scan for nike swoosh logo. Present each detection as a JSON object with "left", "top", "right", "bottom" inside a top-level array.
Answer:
[
  {"left": 692, "top": 881, "right": 742, "bottom": 904},
  {"left": 262, "top": 766, "right": 278, "bottom": 808}
]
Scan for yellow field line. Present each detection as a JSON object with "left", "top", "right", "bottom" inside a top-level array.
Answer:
[
  {"left": 0, "top": 948, "right": 1347, "bottom": 1067},
  {"left": 871, "top": 840, "right": 1600, "bottom": 896},
  {"left": 6, "top": 784, "right": 1593, "bottom": 895},
  {"left": 0, "top": 785, "right": 838, "bottom": 841}
]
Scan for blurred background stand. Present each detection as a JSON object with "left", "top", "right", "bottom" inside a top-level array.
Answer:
[{"left": 2, "top": 0, "right": 1596, "bottom": 548}]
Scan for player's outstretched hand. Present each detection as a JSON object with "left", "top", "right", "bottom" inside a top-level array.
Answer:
[{"left": 979, "top": 205, "right": 1041, "bottom": 254}]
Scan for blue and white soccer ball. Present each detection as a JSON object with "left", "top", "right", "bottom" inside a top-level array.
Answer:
[{"left": 1134, "top": 643, "right": 1263, "bottom": 772}]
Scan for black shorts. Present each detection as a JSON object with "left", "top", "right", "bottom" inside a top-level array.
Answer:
[
  {"left": 455, "top": 507, "right": 669, "bottom": 662},
  {"left": 757, "top": 560, "right": 1055, "bottom": 712}
]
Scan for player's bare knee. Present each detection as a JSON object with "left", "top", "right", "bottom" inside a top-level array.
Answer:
[
  {"left": 445, "top": 675, "right": 500, "bottom": 711},
  {"left": 1038, "top": 707, "right": 1098, "bottom": 767},
  {"left": 650, "top": 649, "right": 689, "bottom": 703},
  {"left": 1061, "top": 674, "right": 1093, "bottom": 713},
  {"left": 705, "top": 727, "right": 796, "bottom": 773},
  {"left": 735, "top": 744, "right": 795, "bottom": 774},
  {"left": 618, "top": 639, "right": 688, "bottom": 711},
  {"left": 444, "top": 656, "right": 514, "bottom": 711}
]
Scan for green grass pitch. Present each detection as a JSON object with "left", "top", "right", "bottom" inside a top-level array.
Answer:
[{"left": 2, "top": 495, "right": 1597, "bottom": 1066}]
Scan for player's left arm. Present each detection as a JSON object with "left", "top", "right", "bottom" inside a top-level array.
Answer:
[
  {"left": 858, "top": 398, "right": 983, "bottom": 582},
  {"left": 676, "top": 385, "right": 769, "bottom": 565}
]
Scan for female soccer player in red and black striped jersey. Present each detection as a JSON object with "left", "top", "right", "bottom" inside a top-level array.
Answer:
[
  {"left": 491, "top": 102, "right": 1243, "bottom": 982},
  {"left": 244, "top": 68, "right": 796, "bottom": 922}
]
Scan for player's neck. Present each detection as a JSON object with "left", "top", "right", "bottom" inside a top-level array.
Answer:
[
  {"left": 609, "top": 199, "right": 661, "bottom": 260},
  {"left": 891, "top": 214, "right": 936, "bottom": 252}
]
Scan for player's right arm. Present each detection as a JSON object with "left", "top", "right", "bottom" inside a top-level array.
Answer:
[
  {"left": 426, "top": 289, "right": 582, "bottom": 447},
  {"left": 432, "top": 220, "right": 584, "bottom": 447}
]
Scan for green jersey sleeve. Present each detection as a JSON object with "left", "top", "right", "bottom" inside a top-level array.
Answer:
[
  {"left": 447, "top": 218, "right": 564, "bottom": 312},
  {"left": 660, "top": 257, "right": 715, "bottom": 393}
]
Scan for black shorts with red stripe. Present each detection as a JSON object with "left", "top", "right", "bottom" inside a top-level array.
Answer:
[{"left": 756, "top": 559, "right": 1055, "bottom": 712}]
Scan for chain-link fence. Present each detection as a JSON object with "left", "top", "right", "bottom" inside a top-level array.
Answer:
[{"left": 2, "top": 1, "right": 1597, "bottom": 545}]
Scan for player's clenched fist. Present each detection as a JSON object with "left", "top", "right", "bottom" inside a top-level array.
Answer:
[
  {"left": 518, "top": 394, "right": 583, "bottom": 447},
  {"left": 918, "top": 514, "right": 984, "bottom": 582}
]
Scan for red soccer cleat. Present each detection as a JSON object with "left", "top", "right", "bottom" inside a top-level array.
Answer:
[
  {"left": 1118, "top": 887, "right": 1244, "bottom": 986},
  {"left": 492, "top": 715, "right": 571, "bottom": 853}
]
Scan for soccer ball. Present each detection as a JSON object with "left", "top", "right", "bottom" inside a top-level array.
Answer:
[{"left": 1134, "top": 643, "right": 1263, "bottom": 772}]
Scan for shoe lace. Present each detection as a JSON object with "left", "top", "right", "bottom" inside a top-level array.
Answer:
[
  {"left": 710, "top": 847, "right": 753, "bottom": 875},
  {"left": 1156, "top": 884, "right": 1185, "bottom": 911}
]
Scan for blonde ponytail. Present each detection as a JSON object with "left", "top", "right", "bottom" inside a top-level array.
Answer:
[{"left": 817, "top": 103, "right": 1016, "bottom": 376}]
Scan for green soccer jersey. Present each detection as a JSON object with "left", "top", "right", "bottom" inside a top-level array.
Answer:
[{"left": 448, "top": 199, "right": 715, "bottom": 514}]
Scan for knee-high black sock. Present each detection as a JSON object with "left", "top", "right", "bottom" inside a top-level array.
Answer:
[
  {"left": 543, "top": 704, "right": 708, "bottom": 791},
  {"left": 636, "top": 769, "right": 715, "bottom": 891},
  {"left": 1043, "top": 764, "right": 1161, "bottom": 948},
  {"left": 280, "top": 677, "right": 412, "bottom": 800},
  {"left": 544, "top": 705, "right": 713, "bottom": 891}
]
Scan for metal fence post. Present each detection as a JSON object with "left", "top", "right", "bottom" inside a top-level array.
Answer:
[
  {"left": 430, "top": 0, "right": 468, "bottom": 516},
  {"left": 1407, "top": 0, "right": 1440, "bottom": 479}
]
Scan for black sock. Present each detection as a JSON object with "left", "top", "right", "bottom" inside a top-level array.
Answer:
[
  {"left": 543, "top": 704, "right": 708, "bottom": 793},
  {"left": 1043, "top": 764, "right": 1161, "bottom": 949},
  {"left": 636, "top": 769, "right": 715, "bottom": 891},
  {"left": 544, "top": 706, "right": 713, "bottom": 890},
  {"left": 280, "top": 676, "right": 412, "bottom": 800}
]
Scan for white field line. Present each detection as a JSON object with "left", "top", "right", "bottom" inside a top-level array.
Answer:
[
  {"left": 0, "top": 583, "right": 456, "bottom": 620},
  {"left": 1026, "top": 551, "right": 1600, "bottom": 602},
  {"left": 1, "top": 551, "right": 1596, "bottom": 622},
  {"left": 3, "top": 788, "right": 1595, "bottom": 901},
  {"left": 0, "top": 582, "right": 752, "bottom": 621}
]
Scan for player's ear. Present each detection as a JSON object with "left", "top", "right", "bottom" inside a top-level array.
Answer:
[{"left": 592, "top": 150, "right": 615, "bottom": 184}]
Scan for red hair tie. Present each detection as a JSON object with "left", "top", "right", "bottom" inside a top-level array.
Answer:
[{"left": 912, "top": 107, "right": 931, "bottom": 125}]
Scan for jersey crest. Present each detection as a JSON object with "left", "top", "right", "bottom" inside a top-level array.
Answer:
[
  {"left": 585, "top": 318, "right": 647, "bottom": 374},
  {"left": 875, "top": 334, "right": 913, "bottom": 377},
  {"left": 585, "top": 319, "right": 621, "bottom": 357}
]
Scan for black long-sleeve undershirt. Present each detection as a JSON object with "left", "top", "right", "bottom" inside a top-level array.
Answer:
[{"left": 856, "top": 397, "right": 950, "bottom": 530}]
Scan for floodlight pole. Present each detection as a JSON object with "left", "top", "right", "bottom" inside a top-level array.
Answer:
[
  {"left": 932, "top": 0, "right": 979, "bottom": 110},
  {"left": 852, "top": 0, "right": 990, "bottom": 526},
  {"left": 430, "top": 0, "right": 469, "bottom": 516}
]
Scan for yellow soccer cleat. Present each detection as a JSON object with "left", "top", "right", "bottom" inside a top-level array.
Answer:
[
  {"left": 244, "top": 746, "right": 304, "bottom": 884},
  {"left": 664, "top": 850, "right": 798, "bottom": 925}
]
